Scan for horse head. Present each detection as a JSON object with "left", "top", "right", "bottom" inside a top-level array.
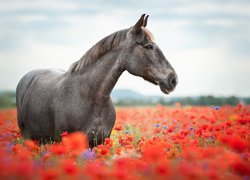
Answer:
[{"left": 124, "top": 14, "right": 178, "bottom": 94}]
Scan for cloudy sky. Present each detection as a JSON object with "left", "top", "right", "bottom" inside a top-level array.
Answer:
[{"left": 0, "top": 0, "right": 249, "bottom": 97}]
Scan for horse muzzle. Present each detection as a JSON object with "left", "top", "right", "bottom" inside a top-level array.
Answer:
[{"left": 159, "top": 73, "right": 178, "bottom": 94}]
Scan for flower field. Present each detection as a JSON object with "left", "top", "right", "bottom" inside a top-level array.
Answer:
[{"left": 0, "top": 104, "right": 249, "bottom": 179}]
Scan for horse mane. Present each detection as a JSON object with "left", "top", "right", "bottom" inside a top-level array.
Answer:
[
  {"left": 142, "top": 27, "right": 155, "bottom": 42},
  {"left": 69, "top": 29, "right": 129, "bottom": 73}
]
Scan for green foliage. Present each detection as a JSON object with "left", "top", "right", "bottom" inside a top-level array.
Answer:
[
  {"left": 0, "top": 90, "right": 249, "bottom": 108},
  {"left": 167, "top": 95, "right": 241, "bottom": 106},
  {"left": 0, "top": 91, "right": 16, "bottom": 108},
  {"left": 115, "top": 95, "right": 250, "bottom": 106}
]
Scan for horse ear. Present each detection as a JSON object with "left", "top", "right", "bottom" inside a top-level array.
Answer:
[
  {"left": 132, "top": 14, "right": 146, "bottom": 34},
  {"left": 143, "top": 15, "right": 149, "bottom": 27}
]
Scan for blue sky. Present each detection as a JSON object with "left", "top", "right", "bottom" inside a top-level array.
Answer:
[{"left": 0, "top": 0, "right": 250, "bottom": 97}]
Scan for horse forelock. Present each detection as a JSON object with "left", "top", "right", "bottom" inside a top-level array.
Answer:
[
  {"left": 69, "top": 29, "right": 128, "bottom": 73},
  {"left": 142, "top": 27, "right": 155, "bottom": 42}
]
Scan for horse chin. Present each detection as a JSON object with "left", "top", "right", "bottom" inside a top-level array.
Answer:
[
  {"left": 159, "top": 82, "right": 174, "bottom": 95},
  {"left": 160, "top": 85, "right": 170, "bottom": 94}
]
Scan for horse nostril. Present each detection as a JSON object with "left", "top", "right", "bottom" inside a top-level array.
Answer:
[{"left": 170, "top": 76, "right": 177, "bottom": 87}]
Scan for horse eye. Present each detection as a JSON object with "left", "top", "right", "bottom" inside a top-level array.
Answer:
[{"left": 145, "top": 44, "right": 153, "bottom": 50}]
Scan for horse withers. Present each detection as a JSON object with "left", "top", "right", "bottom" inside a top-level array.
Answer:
[{"left": 16, "top": 14, "right": 178, "bottom": 147}]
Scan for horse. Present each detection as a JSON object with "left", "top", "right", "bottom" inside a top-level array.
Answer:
[{"left": 16, "top": 14, "right": 178, "bottom": 147}]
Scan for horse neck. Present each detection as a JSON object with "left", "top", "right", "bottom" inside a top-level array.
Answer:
[
  {"left": 98, "top": 53, "right": 124, "bottom": 99},
  {"left": 79, "top": 51, "right": 124, "bottom": 101},
  {"left": 67, "top": 29, "right": 129, "bottom": 101}
]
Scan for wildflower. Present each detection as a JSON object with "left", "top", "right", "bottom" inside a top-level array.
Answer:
[
  {"left": 114, "top": 125, "right": 122, "bottom": 131},
  {"left": 97, "top": 144, "right": 109, "bottom": 156},
  {"left": 24, "top": 140, "right": 39, "bottom": 151},
  {"left": 116, "top": 147, "right": 123, "bottom": 155},
  {"left": 13, "top": 161, "right": 34, "bottom": 179},
  {"left": 228, "top": 136, "right": 247, "bottom": 152},
  {"left": 202, "top": 132, "right": 213, "bottom": 138},
  {"left": 155, "top": 159, "right": 169, "bottom": 177},
  {"left": 113, "top": 168, "right": 129, "bottom": 180},
  {"left": 84, "top": 161, "right": 109, "bottom": 179},
  {"left": 12, "top": 143, "right": 22, "bottom": 153},
  {"left": 226, "top": 128, "right": 234, "bottom": 135},
  {"left": 1, "top": 105, "right": 250, "bottom": 179},
  {"left": 219, "top": 135, "right": 247, "bottom": 152},
  {"left": 104, "top": 138, "right": 113, "bottom": 149},
  {"left": 60, "top": 131, "right": 68, "bottom": 137},
  {"left": 189, "top": 127, "right": 194, "bottom": 131},
  {"left": 61, "top": 159, "right": 77, "bottom": 175},
  {"left": 113, "top": 158, "right": 139, "bottom": 179},
  {"left": 163, "top": 125, "right": 168, "bottom": 130},
  {"left": 42, "top": 152, "right": 51, "bottom": 161},
  {"left": 6, "top": 142, "right": 14, "bottom": 152},
  {"left": 41, "top": 168, "right": 59, "bottom": 180},
  {"left": 155, "top": 124, "right": 160, "bottom": 128},
  {"left": 119, "top": 134, "right": 134, "bottom": 146},
  {"left": 207, "top": 169, "right": 219, "bottom": 179},
  {"left": 50, "top": 143, "right": 66, "bottom": 155},
  {"left": 180, "top": 130, "right": 188, "bottom": 136},
  {"left": 230, "top": 159, "right": 250, "bottom": 176},
  {"left": 212, "top": 105, "right": 220, "bottom": 110},
  {"left": 142, "top": 141, "right": 168, "bottom": 163},
  {"left": 125, "top": 144, "right": 134, "bottom": 150},
  {"left": 125, "top": 130, "right": 130, "bottom": 134},
  {"left": 154, "top": 128, "right": 161, "bottom": 134},
  {"left": 236, "top": 103, "right": 243, "bottom": 109},
  {"left": 82, "top": 149, "right": 95, "bottom": 160},
  {"left": 167, "top": 126, "right": 175, "bottom": 133},
  {"left": 179, "top": 162, "right": 202, "bottom": 179},
  {"left": 237, "top": 116, "right": 249, "bottom": 125},
  {"left": 201, "top": 124, "right": 208, "bottom": 130},
  {"left": 111, "top": 130, "right": 117, "bottom": 136},
  {"left": 168, "top": 148, "right": 175, "bottom": 159},
  {"left": 62, "top": 131, "right": 88, "bottom": 154}
]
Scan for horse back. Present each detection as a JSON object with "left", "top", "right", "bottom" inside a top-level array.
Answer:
[
  {"left": 16, "top": 69, "right": 65, "bottom": 134},
  {"left": 16, "top": 69, "right": 64, "bottom": 107}
]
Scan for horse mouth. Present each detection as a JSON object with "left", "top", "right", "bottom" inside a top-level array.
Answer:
[
  {"left": 159, "top": 82, "right": 174, "bottom": 95},
  {"left": 160, "top": 88, "right": 170, "bottom": 94}
]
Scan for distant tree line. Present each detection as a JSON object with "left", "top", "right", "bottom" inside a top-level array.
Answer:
[
  {"left": 0, "top": 91, "right": 16, "bottom": 108},
  {"left": 0, "top": 91, "right": 250, "bottom": 108},
  {"left": 114, "top": 96, "right": 249, "bottom": 106},
  {"left": 160, "top": 96, "right": 245, "bottom": 106}
]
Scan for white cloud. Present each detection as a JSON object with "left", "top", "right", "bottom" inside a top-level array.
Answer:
[
  {"left": 0, "top": 0, "right": 81, "bottom": 12},
  {"left": 166, "top": 1, "right": 250, "bottom": 16},
  {"left": 0, "top": 0, "right": 249, "bottom": 97},
  {"left": 204, "top": 19, "right": 239, "bottom": 27}
]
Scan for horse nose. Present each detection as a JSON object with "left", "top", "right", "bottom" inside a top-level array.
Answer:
[
  {"left": 159, "top": 73, "right": 178, "bottom": 94},
  {"left": 168, "top": 74, "right": 178, "bottom": 89}
]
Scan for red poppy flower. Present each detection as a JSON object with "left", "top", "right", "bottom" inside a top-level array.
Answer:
[
  {"left": 230, "top": 159, "right": 250, "bottom": 176},
  {"left": 24, "top": 140, "right": 39, "bottom": 151},
  {"left": 62, "top": 131, "right": 88, "bottom": 154},
  {"left": 50, "top": 143, "right": 66, "bottom": 155},
  {"left": 61, "top": 159, "right": 78, "bottom": 175},
  {"left": 41, "top": 168, "right": 59, "bottom": 180},
  {"left": 114, "top": 125, "right": 122, "bottom": 131},
  {"left": 60, "top": 131, "right": 68, "bottom": 137}
]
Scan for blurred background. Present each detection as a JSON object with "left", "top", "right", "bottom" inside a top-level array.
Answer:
[{"left": 0, "top": 0, "right": 250, "bottom": 107}]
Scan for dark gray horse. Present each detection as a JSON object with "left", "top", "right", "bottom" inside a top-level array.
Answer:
[{"left": 16, "top": 14, "right": 178, "bottom": 147}]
